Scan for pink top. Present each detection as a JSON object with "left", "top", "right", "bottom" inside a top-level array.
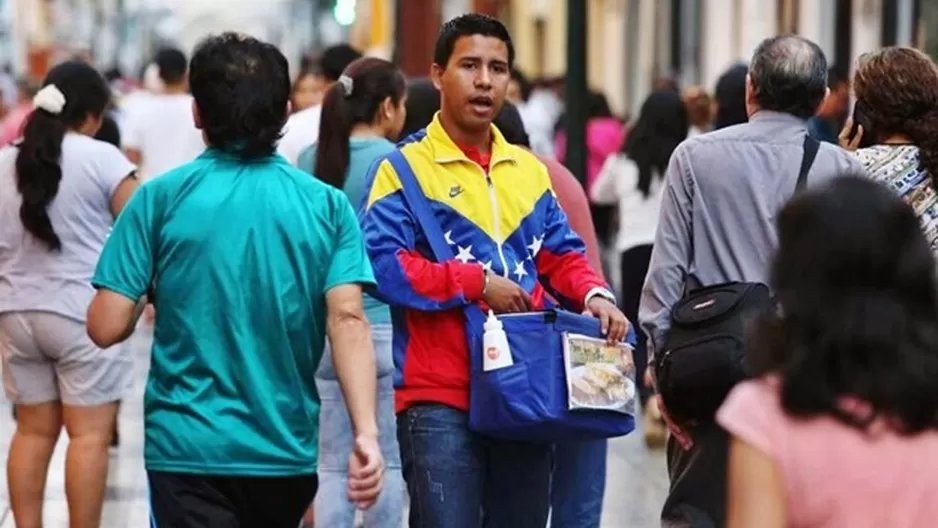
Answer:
[
  {"left": 717, "top": 378, "right": 938, "bottom": 528},
  {"left": 554, "top": 117, "right": 626, "bottom": 195}
]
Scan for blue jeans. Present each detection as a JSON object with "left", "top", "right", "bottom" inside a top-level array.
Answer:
[
  {"left": 550, "top": 440, "right": 608, "bottom": 528},
  {"left": 315, "top": 324, "right": 404, "bottom": 527},
  {"left": 398, "top": 403, "right": 552, "bottom": 528}
]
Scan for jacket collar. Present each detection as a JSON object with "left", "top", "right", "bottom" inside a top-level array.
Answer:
[{"left": 425, "top": 112, "right": 516, "bottom": 166}]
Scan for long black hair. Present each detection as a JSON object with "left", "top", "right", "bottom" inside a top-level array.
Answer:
[
  {"left": 314, "top": 57, "right": 405, "bottom": 189},
  {"left": 749, "top": 176, "right": 938, "bottom": 435},
  {"left": 16, "top": 61, "right": 110, "bottom": 251},
  {"left": 622, "top": 91, "right": 688, "bottom": 198}
]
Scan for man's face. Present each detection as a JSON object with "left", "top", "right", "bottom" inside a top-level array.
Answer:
[{"left": 431, "top": 34, "right": 510, "bottom": 133}]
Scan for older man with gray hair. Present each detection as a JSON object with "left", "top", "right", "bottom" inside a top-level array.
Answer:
[{"left": 639, "top": 35, "right": 865, "bottom": 527}]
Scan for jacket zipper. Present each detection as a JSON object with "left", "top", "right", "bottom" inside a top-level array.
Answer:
[{"left": 480, "top": 166, "right": 510, "bottom": 277}]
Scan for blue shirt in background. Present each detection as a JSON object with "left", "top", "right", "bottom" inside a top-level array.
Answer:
[
  {"left": 92, "top": 148, "right": 375, "bottom": 476},
  {"left": 298, "top": 137, "right": 394, "bottom": 326}
]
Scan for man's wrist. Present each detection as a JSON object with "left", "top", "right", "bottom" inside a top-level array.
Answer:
[{"left": 584, "top": 287, "right": 616, "bottom": 308}]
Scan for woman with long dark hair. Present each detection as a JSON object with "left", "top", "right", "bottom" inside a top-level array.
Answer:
[
  {"left": 839, "top": 47, "right": 938, "bottom": 256},
  {"left": 0, "top": 61, "right": 138, "bottom": 527},
  {"left": 296, "top": 56, "right": 407, "bottom": 528},
  {"left": 719, "top": 176, "right": 938, "bottom": 527},
  {"left": 591, "top": 90, "right": 688, "bottom": 447}
]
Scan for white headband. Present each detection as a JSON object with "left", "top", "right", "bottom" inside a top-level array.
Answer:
[
  {"left": 33, "top": 85, "right": 66, "bottom": 115},
  {"left": 338, "top": 74, "right": 353, "bottom": 97}
]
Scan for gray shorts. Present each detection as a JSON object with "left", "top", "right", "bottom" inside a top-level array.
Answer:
[{"left": 0, "top": 311, "right": 133, "bottom": 406}]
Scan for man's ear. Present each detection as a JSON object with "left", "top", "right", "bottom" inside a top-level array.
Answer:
[
  {"left": 191, "top": 99, "right": 202, "bottom": 129},
  {"left": 430, "top": 64, "right": 444, "bottom": 92}
]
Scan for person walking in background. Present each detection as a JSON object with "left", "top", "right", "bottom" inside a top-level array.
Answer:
[
  {"left": 555, "top": 91, "right": 627, "bottom": 255},
  {"left": 838, "top": 47, "right": 938, "bottom": 255},
  {"left": 640, "top": 36, "right": 864, "bottom": 527},
  {"left": 296, "top": 56, "right": 407, "bottom": 528},
  {"left": 592, "top": 90, "right": 689, "bottom": 449},
  {"left": 720, "top": 176, "right": 938, "bottom": 528},
  {"left": 278, "top": 44, "right": 362, "bottom": 165},
  {"left": 712, "top": 64, "right": 749, "bottom": 130},
  {"left": 291, "top": 65, "right": 327, "bottom": 114},
  {"left": 807, "top": 67, "right": 850, "bottom": 144},
  {"left": 0, "top": 61, "right": 139, "bottom": 528},
  {"left": 122, "top": 47, "right": 205, "bottom": 182},
  {"left": 361, "top": 14, "right": 625, "bottom": 527},
  {"left": 85, "top": 33, "right": 384, "bottom": 527}
]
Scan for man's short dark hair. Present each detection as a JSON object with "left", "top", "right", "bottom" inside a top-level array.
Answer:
[
  {"left": 433, "top": 13, "right": 515, "bottom": 68},
  {"left": 319, "top": 44, "right": 362, "bottom": 82},
  {"left": 155, "top": 47, "right": 188, "bottom": 85},
  {"left": 189, "top": 33, "right": 290, "bottom": 159},
  {"left": 510, "top": 68, "right": 532, "bottom": 101},
  {"left": 749, "top": 35, "right": 828, "bottom": 119}
]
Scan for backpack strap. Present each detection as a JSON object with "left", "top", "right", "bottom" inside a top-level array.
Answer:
[{"left": 796, "top": 134, "right": 820, "bottom": 191}]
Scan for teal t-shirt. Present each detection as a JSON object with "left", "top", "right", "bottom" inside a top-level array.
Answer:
[
  {"left": 298, "top": 136, "right": 394, "bottom": 325},
  {"left": 92, "top": 148, "right": 375, "bottom": 476}
]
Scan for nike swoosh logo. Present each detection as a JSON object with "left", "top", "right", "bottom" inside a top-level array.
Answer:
[{"left": 449, "top": 187, "right": 463, "bottom": 198}]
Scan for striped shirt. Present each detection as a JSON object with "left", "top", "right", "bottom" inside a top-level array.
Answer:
[{"left": 855, "top": 145, "right": 938, "bottom": 254}]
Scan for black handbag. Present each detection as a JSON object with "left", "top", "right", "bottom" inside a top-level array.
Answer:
[{"left": 654, "top": 134, "right": 820, "bottom": 423}]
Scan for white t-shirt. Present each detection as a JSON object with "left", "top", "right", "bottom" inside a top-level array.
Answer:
[
  {"left": 277, "top": 105, "right": 322, "bottom": 166},
  {"left": 0, "top": 133, "right": 136, "bottom": 321},
  {"left": 123, "top": 93, "right": 205, "bottom": 181},
  {"left": 591, "top": 153, "right": 665, "bottom": 252}
]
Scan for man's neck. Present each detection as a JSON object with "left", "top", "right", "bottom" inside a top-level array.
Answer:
[{"left": 439, "top": 111, "right": 491, "bottom": 153}]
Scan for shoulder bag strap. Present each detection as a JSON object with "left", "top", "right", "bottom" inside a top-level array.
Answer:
[
  {"left": 384, "top": 151, "right": 488, "bottom": 339},
  {"left": 796, "top": 134, "right": 821, "bottom": 191}
]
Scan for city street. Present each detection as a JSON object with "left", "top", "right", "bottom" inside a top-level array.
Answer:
[{"left": 0, "top": 326, "right": 669, "bottom": 527}]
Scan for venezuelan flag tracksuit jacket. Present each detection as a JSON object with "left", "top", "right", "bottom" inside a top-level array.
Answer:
[{"left": 360, "top": 115, "right": 611, "bottom": 413}]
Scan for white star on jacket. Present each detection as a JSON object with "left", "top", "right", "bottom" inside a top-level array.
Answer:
[
  {"left": 513, "top": 260, "right": 529, "bottom": 280},
  {"left": 527, "top": 235, "right": 544, "bottom": 260},
  {"left": 455, "top": 245, "right": 475, "bottom": 263},
  {"left": 481, "top": 260, "right": 493, "bottom": 272}
]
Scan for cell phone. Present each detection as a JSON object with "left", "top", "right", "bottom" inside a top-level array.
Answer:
[{"left": 851, "top": 105, "right": 876, "bottom": 149}]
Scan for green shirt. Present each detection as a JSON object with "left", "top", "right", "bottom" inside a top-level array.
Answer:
[{"left": 92, "top": 148, "right": 375, "bottom": 476}]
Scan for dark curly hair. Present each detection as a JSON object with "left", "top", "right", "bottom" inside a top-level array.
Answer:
[
  {"left": 748, "top": 176, "right": 938, "bottom": 435},
  {"left": 189, "top": 33, "right": 290, "bottom": 159},
  {"left": 854, "top": 47, "right": 938, "bottom": 192}
]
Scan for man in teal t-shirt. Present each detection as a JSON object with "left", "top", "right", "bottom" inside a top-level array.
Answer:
[{"left": 86, "top": 33, "right": 385, "bottom": 528}]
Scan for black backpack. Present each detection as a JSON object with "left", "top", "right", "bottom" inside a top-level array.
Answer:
[{"left": 654, "top": 135, "right": 820, "bottom": 424}]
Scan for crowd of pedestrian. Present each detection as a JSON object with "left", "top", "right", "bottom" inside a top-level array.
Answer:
[{"left": 4, "top": 10, "right": 938, "bottom": 528}]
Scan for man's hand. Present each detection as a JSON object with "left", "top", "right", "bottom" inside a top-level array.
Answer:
[
  {"left": 838, "top": 117, "right": 864, "bottom": 151},
  {"left": 585, "top": 296, "right": 629, "bottom": 343},
  {"left": 347, "top": 434, "right": 384, "bottom": 509},
  {"left": 483, "top": 274, "right": 534, "bottom": 314}
]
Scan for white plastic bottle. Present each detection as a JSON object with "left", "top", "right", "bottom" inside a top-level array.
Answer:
[{"left": 483, "top": 310, "right": 514, "bottom": 371}]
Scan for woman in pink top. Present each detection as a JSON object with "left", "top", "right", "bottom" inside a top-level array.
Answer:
[
  {"left": 554, "top": 91, "right": 626, "bottom": 248},
  {"left": 717, "top": 176, "right": 938, "bottom": 528}
]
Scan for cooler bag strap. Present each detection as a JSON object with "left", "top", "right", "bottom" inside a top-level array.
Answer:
[{"left": 384, "top": 150, "right": 488, "bottom": 362}]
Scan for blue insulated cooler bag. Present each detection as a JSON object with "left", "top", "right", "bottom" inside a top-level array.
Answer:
[{"left": 385, "top": 150, "right": 636, "bottom": 442}]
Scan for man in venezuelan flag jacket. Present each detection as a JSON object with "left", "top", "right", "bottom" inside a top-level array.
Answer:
[{"left": 359, "top": 13, "right": 628, "bottom": 527}]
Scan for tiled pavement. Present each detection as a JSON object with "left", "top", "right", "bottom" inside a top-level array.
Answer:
[{"left": 0, "top": 326, "right": 668, "bottom": 527}]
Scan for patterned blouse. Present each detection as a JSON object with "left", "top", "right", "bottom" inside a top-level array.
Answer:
[{"left": 855, "top": 145, "right": 938, "bottom": 254}]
